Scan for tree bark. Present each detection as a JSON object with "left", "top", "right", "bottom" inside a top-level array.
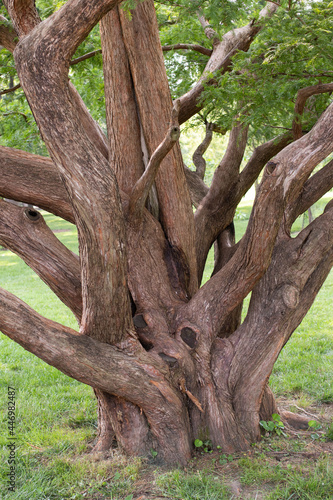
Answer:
[
  {"left": 116, "top": 0, "right": 198, "bottom": 297},
  {"left": 2, "top": 0, "right": 333, "bottom": 466}
]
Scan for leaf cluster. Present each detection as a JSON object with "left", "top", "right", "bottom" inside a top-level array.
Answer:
[
  {"left": 198, "top": 0, "right": 333, "bottom": 143},
  {"left": 260, "top": 414, "right": 287, "bottom": 437}
]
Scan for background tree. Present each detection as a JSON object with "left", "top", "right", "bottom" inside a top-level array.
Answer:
[{"left": 0, "top": 0, "right": 333, "bottom": 465}]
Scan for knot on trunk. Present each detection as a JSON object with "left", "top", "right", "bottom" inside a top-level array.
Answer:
[
  {"left": 266, "top": 161, "right": 278, "bottom": 175},
  {"left": 282, "top": 284, "right": 300, "bottom": 309},
  {"left": 24, "top": 208, "right": 41, "bottom": 223}
]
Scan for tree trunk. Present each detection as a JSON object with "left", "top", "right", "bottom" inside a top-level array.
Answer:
[{"left": 1, "top": 0, "right": 333, "bottom": 466}]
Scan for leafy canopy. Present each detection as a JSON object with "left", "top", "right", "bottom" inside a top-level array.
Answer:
[{"left": 1, "top": 0, "right": 333, "bottom": 150}]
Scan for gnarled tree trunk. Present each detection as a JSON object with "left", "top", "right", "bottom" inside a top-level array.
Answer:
[{"left": 1, "top": 0, "right": 333, "bottom": 465}]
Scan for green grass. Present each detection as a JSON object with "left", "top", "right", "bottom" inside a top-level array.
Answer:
[
  {"left": 0, "top": 206, "right": 333, "bottom": 499},
  {"left": 267, "top": 459, "right": 333, "bottom": 499},
  {"left": 155, "top": 469, "right": 231, "bottom": 499}
]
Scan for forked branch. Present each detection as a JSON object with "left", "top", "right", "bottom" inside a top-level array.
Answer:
[
  {"left": 186, "top": 101, "right": 333, "bottom": 337},
  {"left": 284, "top": 158, "right": 333, "bottom": 231},
  {"left": 5, "top": 0, "right": 122, "bottom": 65},
  {"left": 12, "top": 0, "right": 132, "bottom": 345},
  {"left": 0, "top": 288, "right": 192, "bottom": 464},
  {"left": 178, "top": 3, "right": 278, "bottom": 124},
  {"left": 129, "top": 100, "right": 181, "bottom": 217}
]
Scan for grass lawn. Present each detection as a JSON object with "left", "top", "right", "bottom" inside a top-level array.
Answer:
[{"left": 0, "top": 202, "right": 332, "bottom": 499}]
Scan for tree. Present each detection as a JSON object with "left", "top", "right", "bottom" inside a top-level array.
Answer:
[{"left": 0, "top": 0, "right": 333, "bottom": 465}]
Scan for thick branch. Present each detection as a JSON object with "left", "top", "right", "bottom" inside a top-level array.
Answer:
[
  {"left": 0, "top": 288, "right": 191, "bottom": 464},
  {"left": 162, "top": 43, "right": 212, "bottom": 57},
  {"left": 293, "top": 83, "right": 333, "bottom": 140},
  {"left": 192, "top": 122, "right": 213, "bottom": 180},
  {"left": 14, "top": 2, "right": 132, "bottom": 344},
  {"left": 0, "top": 51, "right": 105, "bottom": 96},
  {"left": 183, "top": 166, "right": 209, "bottom": 208},
  {"left": 0, "top": 200, "right": 82, "bottom": 320},
  {"left": 178, "top": 3, "right": 278, "bottom": 124},
  {"left": 195, "top": 124, "right": 248, "bottom": 281},
  {"left": 129, "top": 101, "right": 180, "bottom": 217},
  {"left": 230, "top": 208, "right": 333, "bottom": 436},
  {"left": 6, "top": 0, "right": 122, "bottom": 64},
  {"left": 0, "top": 146, "right": 73, "bottom": 222},
  {"left": 238, "top": 132, "right": 293, "bottom": 196},
  {"left": 68, "top": 83, "right": 109, "bottom": 160},
  {"left": 0, "top": 147, "right": 191, "bottom": 317},
  {"left": 185, "top": 100, "right": 333, "bottom": 336},
  {"left": 100, "top": 9, "right": 145, "bottom": 195},
  {"left": 284, "top": 158, "right": 333, "bottom": 230},
  {"left": 3, "top": 0, "right": 40, "bottom": 37},
  {"left": 0, "top": 15, "right": 17, "bottom": 52},
  {"left": 118, "top": 0, "right": 198, "bottom": 296}
]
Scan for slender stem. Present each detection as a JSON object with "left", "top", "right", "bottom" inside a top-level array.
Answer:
[{"left": 129, "top": 100, "right": 181, "bottom": 217}]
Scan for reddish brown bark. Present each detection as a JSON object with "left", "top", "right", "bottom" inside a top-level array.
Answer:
[
  {"left": 1, "top": 0, "right": 333, "bottom": 465},
  {"left": 0, "top": 146, "right": 73, "bottom": 222},
  {"left": 100, "top": 9, "right": 145, "bottom": 195},
  {"left": 0, "top": 15, "right": 17, "bottom": 52},
  {"left": 0, "top": 200, "right": 82, "bottom": 320},
  {"left": 292, "top": 83, "right": 333, "bottom": 140},
  {"left": 117, "top": 0, "right": 198, "bottom": 296}
]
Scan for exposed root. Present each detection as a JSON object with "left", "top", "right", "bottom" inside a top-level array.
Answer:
[{"left": 280, "top": 410, "right": 313, "bottom": 430}]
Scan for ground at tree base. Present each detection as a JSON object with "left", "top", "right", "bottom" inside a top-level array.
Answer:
[{"left": 76, "top": 399, "right": 332, "bottom": 500}]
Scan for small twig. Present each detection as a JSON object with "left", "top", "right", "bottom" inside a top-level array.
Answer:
[
  {"left": 0, "top": 83, "right": 21, "bottom": 96},
  {"left": 179, "top": 378, "right": 204, "bottom": 412},
  {"left": 162, "top": 43, "right": 212, "bottom": 57},
  {"left": 292, "top": 404, "right": 319, "bottom": 420},
  {"left": 192, "top": 122, "right": 214, "bottom": 179},
  {"left": 70, "top": 49, "right": 102, "bottom": 66},
  {"left": 129, "top": 100, "right": 181, "bottom": 217},
  {"left": 0, "top": 50, "right": 102, "bottom": 96},
  {"left": 3, "top": 111, "right": 28, "bottom": 121},
  {"left": 197, "top": 12, "right": 220, "bottom": 45}
]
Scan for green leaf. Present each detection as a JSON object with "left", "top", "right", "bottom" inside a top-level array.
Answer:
[
  {"left": 194, "top": 439, "right": 203, "bottom": 448},
  {"left": 308, "top": 420, "right": 322, "bottom": 430}
]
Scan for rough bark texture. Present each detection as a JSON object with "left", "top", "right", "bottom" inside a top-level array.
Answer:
[
  {"left": 1, "top": 0, "right": 333, "bottom": 465},
  {"left": 116, "top": 0, "right": 198, "bottom": 297}
]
